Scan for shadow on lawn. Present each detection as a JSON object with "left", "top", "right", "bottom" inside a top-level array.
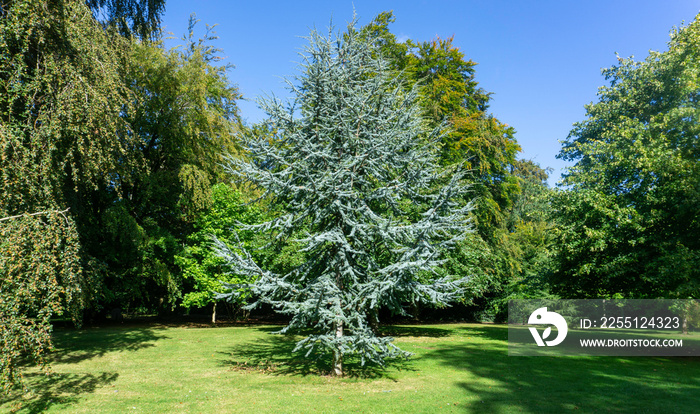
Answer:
[
  {"left": 221, "top": 327, "right": 415, "bottom": 380},
  {"left": 379, "top": 325, "right": 453, "bottom": 338},
  {"left": 422, "top": 325, "right": 700, "bottom": 413},
  {"left": 0, "top": 372, "right": 118, "bottom": 414},
  {"left": 50, "top": 325, "right": 169, "bottom": 364},
  {"left": 0, "top": 325, "right": 168, "bottom": 413}
]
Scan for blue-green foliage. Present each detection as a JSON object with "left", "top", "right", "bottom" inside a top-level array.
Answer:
[{"left": 215, "top": 19, "right": 474, "bottom": 371}]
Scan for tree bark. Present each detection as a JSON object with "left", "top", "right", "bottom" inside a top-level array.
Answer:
[
  {"left": 333, "top": 320, "right": 343, "bottom": 376},
  {"left": 212, "top": 301, "right": 217, "bottom": 324},
  {"left": 369, "top": 309, "right": 380, "bottom": 334}
]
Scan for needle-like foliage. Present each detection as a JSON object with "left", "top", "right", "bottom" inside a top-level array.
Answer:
[{"left": 215, "top": 18, "right": 474, "bottom": 375}]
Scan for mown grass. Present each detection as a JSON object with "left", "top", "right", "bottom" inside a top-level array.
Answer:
[{"left": 2, "top": 322, "right": 699, "bottom": 413}]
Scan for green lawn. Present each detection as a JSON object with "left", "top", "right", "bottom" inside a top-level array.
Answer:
[{"left": 2, "top": 323, "right": 699, "bottom": 413}]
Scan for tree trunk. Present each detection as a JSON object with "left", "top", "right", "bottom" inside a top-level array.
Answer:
[
  {"left": 411, "top": 301, "right": 421, "bottom": 321},
  {"left": 682, "top": 315, "right": 688, "bottom": 335},
  {"left": 369, "top": 309, "right": 380, "bottom": 334},
  {"left": 212, "top": 301, "right": 217, "bottom": 324},
  {"left": 333, "top": 320, "right": 343, "bottom": 376}
]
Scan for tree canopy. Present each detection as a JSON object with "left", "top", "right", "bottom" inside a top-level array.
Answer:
[
  {"left": 8, "top": 2, "right": 699, "bottom": 388},
  {"left": 358, "top": 12, "right": 539, "bottom": 319},
  {"left": 0, "top": 0, "right": 131, "bottom": 390},
  {"left": 86, "top": 0, "right": 166, "bottom": 40},
  {"left": 0, "top": 1, "right": 242, "bottom": 390},
  {"left": 552, "top": 16, "right": 700, "bottom": 299},
  {"left": 89, "top": 17, "right": 243, "bottom": 313}
]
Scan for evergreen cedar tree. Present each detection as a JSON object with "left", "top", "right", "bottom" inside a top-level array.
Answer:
[{"left": 214, "top": 20, "right": 475, "bottom": 376}]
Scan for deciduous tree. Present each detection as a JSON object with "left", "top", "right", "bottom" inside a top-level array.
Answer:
[
  {"left": 176, "top": 183, "right": 303, "bottom": 322},
  {"left": 552, "top": 15, "right": 700, "bottom": 299},
  {"left": 89, "top": 17, "right": 243, "bottom": 314},
  {"left": 86, "top": 0, "right": 166, "bottom": 40},
  {"left": 0, "top": 0, "right": 131, "bottom": 390}
]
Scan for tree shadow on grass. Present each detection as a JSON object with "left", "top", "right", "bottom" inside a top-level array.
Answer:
[
  {"left": 0, "top": 372, "right": 118, "bottom": 414},
  {"left": 50, "top": 325, "right": 169, "bottom": 364},
  {"left": 453, "top": 324, "right": 508, "bottom": 341},
  {"left": 0, "top": 325, "right": 168, "bottom": 413},
  {"left": 221, "top": 331, "right": 416, "bottom": 380},
  {"left": 379, "top": 325, "right": 453, "bottom": 338},
  {"left": 421, "top": 324, "right": 700, "bottom": 413}
]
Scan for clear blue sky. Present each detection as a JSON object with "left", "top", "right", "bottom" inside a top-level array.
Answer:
[{"left": 161, "top": 1, "right": 700, "bottom": 186}]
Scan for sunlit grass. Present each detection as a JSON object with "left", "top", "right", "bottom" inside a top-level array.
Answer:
[{"left": 2, "top": 322, "right": 699, "bottom": 413}]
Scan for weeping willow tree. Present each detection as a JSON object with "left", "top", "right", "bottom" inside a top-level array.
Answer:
[{"left": 215, "top": 18, "right": 474, "bottom": 376}]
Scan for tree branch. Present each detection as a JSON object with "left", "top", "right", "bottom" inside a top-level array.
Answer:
[{"left": 0, "top": 208, "right": 71, "bottom": 222}]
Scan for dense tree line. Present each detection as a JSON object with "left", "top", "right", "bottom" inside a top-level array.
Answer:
[
  {"left": 1, "top": 0, "right": 698, "bottom": 385},
  {"left": 551, "top": 18, "right": 700, "bottom": 300},
  {"left": 0, "top": 0, "right": 239, "bottom": 389}
]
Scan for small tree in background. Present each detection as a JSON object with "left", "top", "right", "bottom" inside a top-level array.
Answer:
[
  {"left": 215, "top": 18, "right": 474, "bottom": 376},
  {"left": 176, "top": 184, "right": 262, "bottom": 322},
  {"left": 176, "top": 183, "right": 305, "bottom": 322}
]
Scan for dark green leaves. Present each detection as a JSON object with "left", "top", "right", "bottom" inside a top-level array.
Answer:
[{"left": 553, "top": 16, "right": 700, "bottom": 299}]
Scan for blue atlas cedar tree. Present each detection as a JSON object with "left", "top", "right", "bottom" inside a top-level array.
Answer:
[{"left": 214, "top": 18, "right": 474, "bottom": 376}]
